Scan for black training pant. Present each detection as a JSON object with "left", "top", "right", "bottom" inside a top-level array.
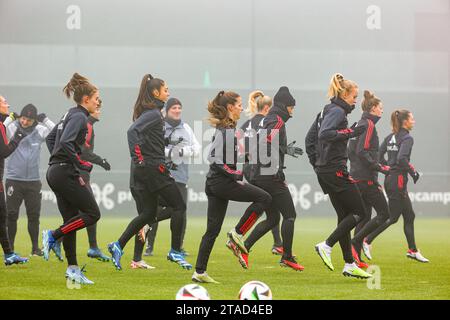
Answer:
[
  {"left": 244, "top": 178, "right": 296, "bottom": 259},
  {"left": 79, "top": 172, "right": 101, "bottom": 249},
  {"left": 5, "top": 179, "right": 42, "bottom": 252},
  {"left": 46, "top": 163, "right": 101, "bottom": 265},
  {"left": 351, "top": 181, "right": 389, "bottom": 257},
  {"left": 195, "top": 177, "right": 271, "bottom": 274},
  {"left": 146, "top": 182, "right": 188, "bottom": 254},
  {"left": 0, "top": 183, "right": 12, "bottom": 255},
  {"left": 119, "top": 166, "right": 186, "bottom": 252}
]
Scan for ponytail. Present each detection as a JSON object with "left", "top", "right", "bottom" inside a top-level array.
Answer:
[
  {"left": 207, "top": 91, "right": 240, "bottom": 128},
  {"left": 327, "top": 73, "right": 358, "bottom": 99},
  {"left": 63, "top": 73, "right": 97, "bottom": 104},
  {"left": 391, "top": 109, "right": 410, "bottom": 134},
  {"left": 361, "top": 90, "right": 381, "bottom": 112},
  {"left": 132, "top": 74, "right": 165, "bottom": 121},
  {"left": 245, "top": 90, "right": 272, "bottom": 117}
]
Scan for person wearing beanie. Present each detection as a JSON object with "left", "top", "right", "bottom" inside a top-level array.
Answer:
[
  {"left": 78, "top": 99, "right": 111, "bottom": 262},
  {"left": 233, "top": 86, "right": 305, "bottom": 272},
  {"left": 0, "top": 95, "right": 29, "bottom": 265},
  {"left": 3, "top": 102, "right": 55, "bottom": 257}
]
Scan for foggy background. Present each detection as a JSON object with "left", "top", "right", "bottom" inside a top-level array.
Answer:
[{"left": 1, "top": 0, "right": 449, "bottom": 217}]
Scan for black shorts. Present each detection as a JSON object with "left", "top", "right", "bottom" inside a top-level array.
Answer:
[
  {"left": 317, "top": 168, "right": 356, "bottom": 194},
  {"left": 133, "top": 163, "right": 175, "bottom": 193}
]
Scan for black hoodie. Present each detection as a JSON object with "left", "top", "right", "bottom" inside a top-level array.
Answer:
[
  {"left": 254, "top": 100, "right": 291, "bottom": 181},
  {"left": 127, "top": 99, "right": 166, "bottom": 166},
  {"left": 348, "top": 111, "right": 382, "bottom": 182},
  {"left": 316, "top": 97, "right": 357, "bottom": 172}
]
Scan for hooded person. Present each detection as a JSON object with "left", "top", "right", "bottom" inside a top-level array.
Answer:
[{"left": 234, "top": 86, "right": 305, "bottom": 272}]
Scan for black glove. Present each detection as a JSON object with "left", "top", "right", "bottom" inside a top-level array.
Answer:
[
  {"left": 12, "top": 126, "right": 28, "bottom": 142},
  {"left": 100, "top": 159, "right": 111, "bottom": 171},
  {"left": 165, "top": 161, "right": 178, "bottom": 171},
  {"left": 411, "top": 171, "right": 420, "bottom": 184},
  {"left": 286, "top": 141, "right": 304, "bottom": 158},
  {"left": 37, "top": 113, "right": 47, "bottom": 123}
]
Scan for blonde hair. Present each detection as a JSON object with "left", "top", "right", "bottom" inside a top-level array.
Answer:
[
  {"left": 207, "top": 91, "right": 240, "bottom": 128},
  {"left": 327, "top": 73, "right": 358, "bottom": 99},
  {"left": 245, "top": 90, "right": 272, "bottom": 117},
  {"left": 361, "top": 90, "right": 381, "bottom": 112}
]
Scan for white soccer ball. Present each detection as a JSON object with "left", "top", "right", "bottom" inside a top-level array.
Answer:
[
  {"left": 176, "top": 284, "right": 210, "bottom": 300},
  {"left": 238, "top": 280, "right": 272, "bottom": 300}
]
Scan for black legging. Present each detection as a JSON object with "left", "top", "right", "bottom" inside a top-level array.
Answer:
[
  {"left": 46, "top": 164, "right": 101, "bottom": 266},
  {"left": 366, "top": 194, "right": 417, "bottom": 250},
  {"left": 325, "top": 185, "right": 366, "bottom": 264},
  {"left": 195, "top": 178, "right": 271, "bottom": 274},
  {"left": 145, "top": 182, "right": 188, "bottom": 253},
  {"left": 244, "top": 179, "right": 296, "bottom": 259},
  {"left": 351, "top": 183, "right": 390, "bottom": 257},
  {"left": 0, "top": 185, "right": 13, "bottom": 255},
  {"left": 119, "top": 181, "right": 186, "bottom": 252}
]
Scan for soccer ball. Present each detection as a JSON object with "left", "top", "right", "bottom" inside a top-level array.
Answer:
[
  {"left": 176, "top": 284, "right": 210, "bottom": 300},
  {"left": 238, "top": 280, "right": 272, "bottom": 300}
]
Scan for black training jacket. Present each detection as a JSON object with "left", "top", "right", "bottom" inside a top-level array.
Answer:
[
  {"left": 46, "top": 105, "right": 92, "bottom": 173},
  {"left": 80, "top": 116, "right": 105, "bottom": 173},
  {"left": 0, "top": 114, "right": 22, "bottom": 182},
  {"left": 316, "top": 97, "right": 357, "bottom": 173},
  {"left": 206, "top": 125, "right": 242, "bottom": 181},
  {"left": 254, "top": 101, "right": 291, "bottom": 181},
  {"left": 379, "top": 128, "right": 416, "bottom": 177},
  {"left": 348, "top": 111, "right": 382, "bottom": 182},
  {"left": 241, "top": 114, "right": 264, "bottom": 181},
  {"left": 127, "top": 100, "right": 166, "bottom": 166}
]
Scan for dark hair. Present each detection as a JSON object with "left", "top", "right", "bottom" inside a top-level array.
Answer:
[
  {"left": 132, "top": 74, "right": 165, "bottom": 121},
  {"left": 63, "top": 73, "right": 97, "bottom": 104},
  {"left": 361, "top": 90, "right": 381, "bottom": 112},
  {"left": 207, "top": 91, "right": 240, "bottom": 128},
  {"left": 391, "top": 109, "right": 411, "bottom": 133}
]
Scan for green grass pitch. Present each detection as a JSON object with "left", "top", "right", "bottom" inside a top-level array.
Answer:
[{"left": 1, "top": 217, "right": 449, "bottom": 300}]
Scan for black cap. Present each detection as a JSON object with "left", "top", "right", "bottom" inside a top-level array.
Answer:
[
  {"left": 20, "top": 104, "right": 38, "bottom": 120},
  {"left": 165, "top": 98, "right": 182, "bottom": 112},
  {"left": 273, "top": 86, "right": 295, "bottom": 107}
]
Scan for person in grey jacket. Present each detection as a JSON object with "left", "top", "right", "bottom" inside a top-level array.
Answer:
[
  {"left": 143, "top": 97, "right": 201, "bottom": 258},
  {"left": 4, "top": 104, "right": 55, "bottom": 256}
]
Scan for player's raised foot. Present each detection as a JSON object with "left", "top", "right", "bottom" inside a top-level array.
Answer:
[
  {"left": 315, "top": 241, "right": 334, "bottom": 271},
  {"left": 342, "top": 262, "right": 373, "bottom": 279},
  {"left": 107, "top": 241, "right": 123, "bottom": 270},
  {"left": 87, "top": 248, "right": 111, "bottom": 262},
  {"left": 4, "top": 253, "right": 29, "bottom": 266},
  {"left": 192, "top": 271, "right": 220, "bottom": 284},
  {"left": 362, "top": 238, "right": 372, "bottom": 261},
  {"left": 138, "top": 225, "right": 150, "bottom": 244},
  {"left": 226, "top": 240, "right": 249, "bottom": 269},
  {"left": 406, "top": 249, "right": 429, "bottom": 263},
  {"left": 351, "top": 245, "right": 362, "bottom": 264},
  {"left": 130, "top": 260, "right": 155, "bottom": 269},
  {"left": 271, "top": 245, "right": 284, "bottom": 256},
  {"left": 42, "top": 230, "right": 62, "bottom": 261},
  {"left": 30, "top": 248, "right": 44, "bottom": 257},
  {"left": 167, "top": 249, "right": 192, "bottom": 270},
  {"left": 280, "top": 256, "right": 304, "bottom": 271},
  {"left": 227, "top": 229, "right": 248, "bottom": 254}
]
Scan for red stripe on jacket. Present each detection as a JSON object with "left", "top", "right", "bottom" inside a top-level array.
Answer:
[
  {"left": 364, "top": 119, "right": 374, "bottom": 150},
  {"left": 85, "top": 123, "right": 93, "bottom": 148},
  {"left": 267, "top": 116, "right": 284, "bottom": 143},
  {"left": 0, "top": 124, "right": 9, "bottom": 145}
]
